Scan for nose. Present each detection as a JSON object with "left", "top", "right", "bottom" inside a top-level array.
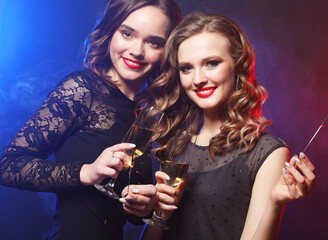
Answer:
[
  {"left": 129, "top": 40, "right": 144, "bottom": 59},
  {"left": 193, "top": 68, "right": 208, "bottom": 86}
]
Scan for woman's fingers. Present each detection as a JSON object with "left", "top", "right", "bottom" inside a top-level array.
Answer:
[
  {"left": 299, "top": 152, "right": 315, "bottom": 172},
  {"left": 108, "top": 143, "right": 136, "bottom": 152},
  {"left": 283, "top": 155, "right": 316, "bottom": 198},
  {"left": 294, "top": 156, "right": 316, "bottom": 195},
  {"left": 155, "top": 171, "right": 189, "bottom": 203},
  {"left": 120, "top": 185, "right": 157, "bottom": 217},
  {"left": 156, "top": 193, "right": 177, "bottom": 210},
  {"left": 156, "top": 182, "right": 177, "bottom": 197},
  {"left": 81, "top": 143, "right": 137, "bottom": 185},
  {"left": 282, "top": 167, "right": 298, "bottom": 196},
  {"left": 155, "top": 171, "right": 171, "bottom": 184},
  {"left": 284, "top": 161, "right": 305, "bottom": 184},
  {"left": 271, "top": 154, "right": 316, "bottom": 206},
  {"left": 98, "top": 164, "right": 120, "bottom": 179},
  {"left": 294, "top": 157, "right": 316, "bottom": 182},
  {"left": 111, "top": 151, "right": 132, "bottom": 172},
  {"left": 102, "top": 143, "right": 136, "bottom": 172},
  {"left": 157, "top": 187, "right": 176, "bottom": 204}
]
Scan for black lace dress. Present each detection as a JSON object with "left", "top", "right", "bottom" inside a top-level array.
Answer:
[{"left": 0, "top": 70, "right": 153, "bottom": 240}]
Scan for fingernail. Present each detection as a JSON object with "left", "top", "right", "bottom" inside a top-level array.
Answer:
[
  {"left": 132, "top": 188, "right": 140, "bottom": 194},
  {"left": 125, "top": 196, "right": 132, "bottom": 200},
  {"left": 174, "top": 191, "right": 179, "bottom": 197},
  {"left": 119, "top": 198, "right": 126, "bottom": 203},
  {"left": 172, "top": 206, "right": 178, "bottom": 210},
  {"left": 164, "top": 174, "right": 170, "bottom": 180},
  {"left": 130, "top": 144, "right": 136, "bottom": 148},
  {"left": 296, "top": 158, "right": 302, "bottom": 165},
  {"left": 282, "top": 167, "right": 287, "bottom": 174},
  {"left": 300, "top": 152, "right": 306, "bottom": 159},
  {"left": 285, "top": 162, "right": 292, "bottom": 168}
]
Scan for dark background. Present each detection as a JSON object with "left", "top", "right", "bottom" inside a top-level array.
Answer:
[{"left": 0, "top": 0, "right": 327, "bottom": 239}]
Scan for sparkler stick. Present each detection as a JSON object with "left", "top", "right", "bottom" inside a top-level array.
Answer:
[{"left": 302, "top": 113, "right": 328, "bottom": 153}]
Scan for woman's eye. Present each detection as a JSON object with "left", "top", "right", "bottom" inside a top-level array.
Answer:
[
  {"left": 148, "top": 40, "right": 164, "bottom": 49},
  {"left": 206, "top": 60, "right": 219, "bottom": 67},
  {"left": 122, "top": 31, "right": 132, "bottom": 39},
  {"left": 179, "top": 65, "right": 191, "bottom": 73}
]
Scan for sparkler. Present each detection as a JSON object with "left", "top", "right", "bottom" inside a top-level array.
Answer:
[{"left": 302, "top": 113, "right": 328, "bottom": 153}]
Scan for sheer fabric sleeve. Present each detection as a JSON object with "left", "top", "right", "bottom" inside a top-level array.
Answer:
[{"left": 0, "top": 73, "right": 92, "bottom": 192}]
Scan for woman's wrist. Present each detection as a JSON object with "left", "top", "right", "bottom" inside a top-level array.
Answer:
[{"left": 80, "top": 164, "right": 93, "bottom": 185}]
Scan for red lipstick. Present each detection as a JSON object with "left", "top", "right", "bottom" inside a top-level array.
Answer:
[
  {"left": 122, "top": 57, "right": 145, "bottom": 70},
  {"left": 194, "top": 86, "right": 216, "bottom": 98}
]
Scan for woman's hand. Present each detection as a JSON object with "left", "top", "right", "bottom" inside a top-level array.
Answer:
[
  {"left": 153, "top": 171, "right": 188, "bottom": 222},
  {"left": 271, "top": 152, "right": 316, "bottom": 205},
  {"left": 79, "top": 143, "right": 135, "bottom": 185},
  {"left": 120, "top": 184, "right": 157, "bottom": 217}
]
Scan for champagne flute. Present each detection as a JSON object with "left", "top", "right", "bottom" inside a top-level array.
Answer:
[
  {"left": 143, "top": 129, "right": 196, "bottom": 229},
  {"left": 94, "top": 105, "right": 163, "bottom": 199}
]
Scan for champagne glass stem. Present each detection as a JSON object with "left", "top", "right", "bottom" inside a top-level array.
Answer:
[
  {"left": 143, "top": 209, "right": 169, "bottom": 230},
  {"left": 126, "top": 160, "right": 133, "bottom": 195},
  {"left": 154, "top": 210, "right": 164, "bottom": 223}
]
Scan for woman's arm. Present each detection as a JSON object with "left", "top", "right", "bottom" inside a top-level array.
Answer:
[
  {"left": 0, "top": 75, "right": 92, "bottom": 192},
  {"left": 241, "top": 148, "right": 315, "bottom": 240}
]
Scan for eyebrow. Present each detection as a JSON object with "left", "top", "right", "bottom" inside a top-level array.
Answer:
[
  {"left": 179, "top": 56, "right": 221, "bottom": 65},
  {"left": 119, "top": 24, "right": 166, "bottom": 43},
  {"left": 120, "top": 24, "right": 136, "bottom": 33},
  {"left": 200, "top": 56, "right": 221, "bottom": 64}
]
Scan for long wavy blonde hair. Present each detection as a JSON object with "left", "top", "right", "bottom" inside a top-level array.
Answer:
[
  {"left": 143, "top": 12, "right": 271, "bottom": 160},
  {"left": 84, "top": 0, "right": 181, "bottom": 86}
]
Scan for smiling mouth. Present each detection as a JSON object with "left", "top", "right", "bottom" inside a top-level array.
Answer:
[
  {"left": 122, "top": 57, "right": 145, "bottom": 70},
  {"left": 194, "top": 87, "right": 216, "bottom": 98}
]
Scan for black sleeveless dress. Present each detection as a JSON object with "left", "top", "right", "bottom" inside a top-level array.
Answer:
[{"left": 163, "top": 134, "right": 287, "bottom": 240}]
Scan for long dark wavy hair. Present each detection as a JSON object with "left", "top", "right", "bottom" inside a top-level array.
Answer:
[
  {"left": 145, "top": 12, "right": 271, "bottom": 160},
  {"left": 84, "top": 0, "right": 181, "bottom": 86}
]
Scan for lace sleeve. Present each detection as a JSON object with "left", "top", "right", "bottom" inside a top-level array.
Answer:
[{"left": 0, "top": 73, "right": 92, "bottom": 192}]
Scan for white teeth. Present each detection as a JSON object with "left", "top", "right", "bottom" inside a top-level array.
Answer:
[
  {"left": 128, "top": 60, "right": 139, "bottom": 66},
  {"left": 197, "top": 89, "right": 212, "bottom": 94},
  {"left": 126, "top": 59, "right": 142, "bottom": 66}
]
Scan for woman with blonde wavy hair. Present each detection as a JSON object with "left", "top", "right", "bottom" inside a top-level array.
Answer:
[{"left": 141, "top": 12, "right": 316, "bottom": 240}]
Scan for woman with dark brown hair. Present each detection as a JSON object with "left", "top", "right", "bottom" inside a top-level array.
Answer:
[
  {"left": 0, "top": 0, "right": 181, "bottom": 239},
  {"left": 140, "top": 11, "right": 316, "bottom": 240}
]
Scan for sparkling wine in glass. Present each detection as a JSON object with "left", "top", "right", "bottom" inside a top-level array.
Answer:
[
  {"left": 143, "top": 129, "right": 196, "bottom": 229},
  {"left": 160, "top": 160, "right": 189, "bottom": 188},
  {"left": 94, "top": 105, "right": 163, "bottom": 199},
  {"left": 122, "top": 124, "right": 155, "bottom": 168}
]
